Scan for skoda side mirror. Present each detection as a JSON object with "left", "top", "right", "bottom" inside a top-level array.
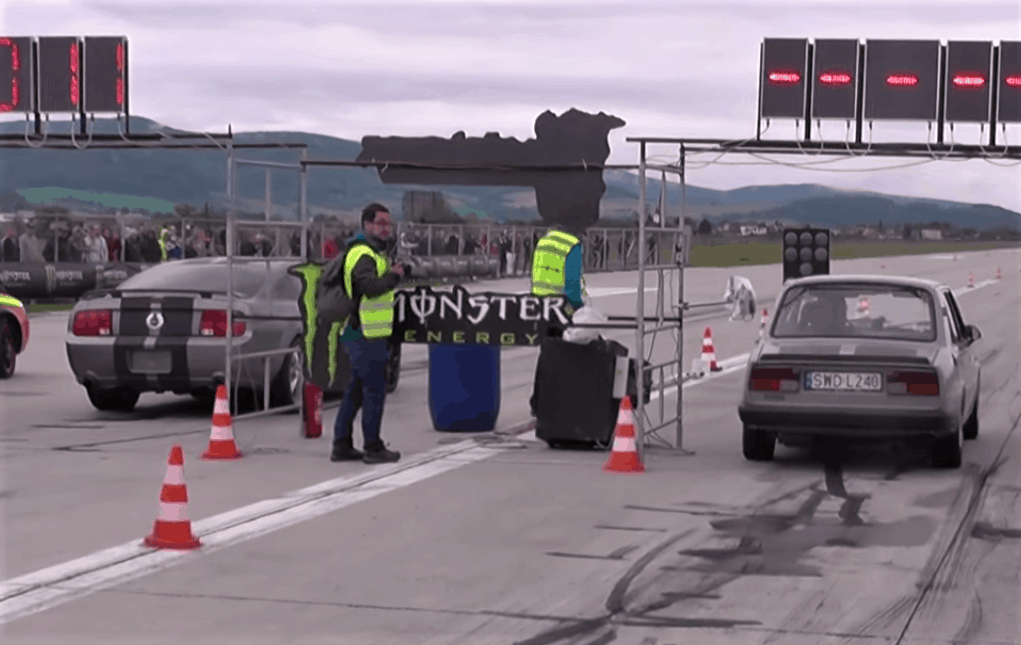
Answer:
[{"left": 967, "top": 325, "right": 981, "bottom": 342}]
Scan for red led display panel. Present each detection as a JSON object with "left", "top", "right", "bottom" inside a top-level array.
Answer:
[
  {"left": 864, "top": 40, "right": 940, "bottom": 121},
  {"left": 760, "top": 38, "right": 810, "bottom": 120},
  {"left": 944, "top": 41, "right": 993, "bottom": 123},
  {"left": 0, "top": 37, "right": 34, "bottom": 113},
  {"left": 811, "top": 39, "right": 859, "bottom": 120},
  {"left": 37, "top": 36, "right": 82, "bottom": 113},
  {"left": 999, "top": 41, "right": 1021, "bottom": 124},
  {"left": 84, "top": 36, "right": 127, "bottom": 113}
]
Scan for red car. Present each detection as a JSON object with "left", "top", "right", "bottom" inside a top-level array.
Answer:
[{"left": 0, "top": 290, "right": 29, "bottom": 378}]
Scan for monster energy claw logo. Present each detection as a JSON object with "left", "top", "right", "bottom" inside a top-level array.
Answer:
[
  {"left": 45, "top": 264, "right": 56, "bottom": 294},
  {"left": 288, "top": 262, "right": 344, "bottom": 388}
]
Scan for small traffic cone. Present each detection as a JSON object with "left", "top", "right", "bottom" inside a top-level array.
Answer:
[
  {"left": 858, "top": 297, "right": 870, "bottom": 314},
  {"left": 760, "top": 309, "right": 769, "bottom": 328},
  {"left": 701, "top": 327, "right": 721, "bottom": 372},
  {"left": 202, "top": 385, "right": 243, "bottom": 460},
  {"left": 968, "top": 272, "right": 975, "bottom": 288},
  {"left": 996, "top": 267, "right": 1002, "bottom": 280},
  {"left": 603, "top": 396, "right": 644, "bottom": 474},
  {"left": 881, "top": 262, "right": 885, "bottom": 269},
  {"left": 143, "top": 445, "right": 201, "bottom": 550}
]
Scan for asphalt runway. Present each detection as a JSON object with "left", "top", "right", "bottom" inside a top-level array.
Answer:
[{"left": 1, "top": 248, "right": 1019, "bottom": 644}]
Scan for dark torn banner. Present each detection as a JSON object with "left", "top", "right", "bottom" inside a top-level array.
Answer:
[{"left": 394, "top": 285, "right": 569, "bottom": 346}]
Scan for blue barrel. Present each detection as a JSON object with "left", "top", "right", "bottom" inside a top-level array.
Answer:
[{"left": 428, "top": 344, "right": 501, "bottom": 432}]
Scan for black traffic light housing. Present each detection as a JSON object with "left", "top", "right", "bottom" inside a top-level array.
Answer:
[{"left": 782, "top": 228, "right": 831, "bottom": 283}]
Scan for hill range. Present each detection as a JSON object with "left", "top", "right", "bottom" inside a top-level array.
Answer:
[{"left": 1, "top": 116, "right": 1019, "bottom": 231}]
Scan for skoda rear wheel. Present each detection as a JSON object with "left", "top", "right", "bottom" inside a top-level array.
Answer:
[{"left": 743, "top": 425, "right": 775, "bottom": 461}]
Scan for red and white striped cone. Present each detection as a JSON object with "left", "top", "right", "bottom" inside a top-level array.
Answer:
[
  {"left": 202, "top": 385, "right": 243, "bottom": 460},
  {"left": 996, "top": 267, "right": 1002, "bottom": 281},
  {"left": 968, "top": 272, "right": 975, "bottom": 288},
  {"left": 603, "top": 396, "right": 644, "bottom": 474},
  {"left": 701, "top": 327, "right": 721, "bottom": 372},
  {"left": 760, "top": 308, "right": 769, "bottom": 329},
  {"left": 858, "top": 297, "right": 870, "bottom": 314},
  {"left": 143, "top": 445, "right": 201, "bottom": 550}
]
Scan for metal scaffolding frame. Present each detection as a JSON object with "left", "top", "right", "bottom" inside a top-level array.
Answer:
[
  {"left": 624, "top": 132, "right": 1021, "bottom": 462},
  {"left": 222, "top": 145, "right": 311, "bottom": 425}
]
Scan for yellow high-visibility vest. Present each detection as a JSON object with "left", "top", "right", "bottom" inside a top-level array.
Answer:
[
  {"left": 343, "top": 243, "right": 394, "bottom": 339},
  {"left": 531, "top": 229, "right": 586, "bottom": 313}
]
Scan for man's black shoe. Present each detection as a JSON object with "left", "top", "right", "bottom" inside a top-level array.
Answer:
[
  {"left": 362, "top": 445, "right": 401, "bottom": 464},
  {"left": 330, "top": 445, "right": 364, "bottom": 462}
]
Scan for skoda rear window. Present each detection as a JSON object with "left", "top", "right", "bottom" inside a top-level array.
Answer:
[
  {"left": 772, "top": 284, "right": 937, "bottom": 342},
  {"left": 118, "top": 264, "right": 267, "bottom": 298}
]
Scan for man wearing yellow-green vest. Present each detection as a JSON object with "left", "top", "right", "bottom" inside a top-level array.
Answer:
[
  {"left": 330, "top": 203, "right": 405, "bottom": 464},
  {"left": 529, "top": 225, "right": 586, "bottom": 417}
]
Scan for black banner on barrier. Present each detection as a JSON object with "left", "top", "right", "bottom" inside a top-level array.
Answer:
[
  {"left": 394, "top": 285, "right": 569, "bottom": 346},
  {"left": 0, "top": 262, "right": 149, "bottom": 299}
]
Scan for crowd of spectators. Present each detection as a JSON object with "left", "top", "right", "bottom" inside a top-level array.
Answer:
[{"left": 0, "top": 218, "right": 633, "bottom": 275}]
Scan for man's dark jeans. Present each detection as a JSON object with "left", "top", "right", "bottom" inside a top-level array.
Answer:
[{"left": 334, "top": 337, "right": 389, "bottom": 448}]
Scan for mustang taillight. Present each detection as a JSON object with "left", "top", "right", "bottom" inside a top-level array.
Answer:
[
  {"left": 749, "top": 367, "right": 800, "bottom": 392},
  {"left": 199, "top": 309, "right": 246, "bottom": 337},
  {"left": 73, "top": 309, "right": 112, "bottom": 336},
  {"left": 888, "top": 370, "right": 939, "bottom": 396}
]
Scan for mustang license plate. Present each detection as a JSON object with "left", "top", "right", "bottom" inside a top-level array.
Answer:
[
  {"left": 131, "top": 350, "right": 172, "bottom": 374},
  {"left": 805, "top": 372, "right": 882, "bottom": 392}
]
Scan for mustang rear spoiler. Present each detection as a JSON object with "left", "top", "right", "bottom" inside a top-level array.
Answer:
[{"left": 80, "top": 288, "right": 232, "bottom": 300}]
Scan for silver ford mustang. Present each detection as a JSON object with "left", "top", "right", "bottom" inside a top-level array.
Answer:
[
  {"left": 64, "top": 257, "right": 405, "bottom": 412},
  {"left": 738, "top": 274, "right": 982, "bottom": 469}
]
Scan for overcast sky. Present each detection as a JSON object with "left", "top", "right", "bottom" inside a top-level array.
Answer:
[{"left": 3, "top": 0, "right": 1020, "bottom": 211}]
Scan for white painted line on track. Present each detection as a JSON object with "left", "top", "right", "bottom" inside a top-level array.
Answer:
[{"left": 0, "top": 278, "right": 1001, "bottom": 624}]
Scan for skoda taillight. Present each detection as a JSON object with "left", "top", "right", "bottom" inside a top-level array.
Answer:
[
  {"left": 749, "top": 367, "right": 800, "bottom": 392},
  {"left": 73, "top": 309, "right": 112, "bottom": 336},
  {"left": 887, "top": 370, "right": 939, "bottom": 396}
]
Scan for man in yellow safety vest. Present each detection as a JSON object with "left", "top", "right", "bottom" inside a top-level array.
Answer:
[
  {"left": 529, "top": 225, "right": 587, "bottom": 417},
  {"left": 330, "top": 203, "right": 405, "bottom": 464}
]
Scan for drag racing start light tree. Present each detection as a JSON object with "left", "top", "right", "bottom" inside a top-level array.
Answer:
[{"left": 782, "top": 228, "right": 831, "bottom": 284}]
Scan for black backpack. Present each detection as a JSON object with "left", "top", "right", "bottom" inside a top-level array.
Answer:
[{"left": 316, "top": 250, "right": 356, "bottom": 326}]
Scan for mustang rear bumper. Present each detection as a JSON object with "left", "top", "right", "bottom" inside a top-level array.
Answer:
[{"left": 738, "top": 405, "right": 956, "bottom": 438}]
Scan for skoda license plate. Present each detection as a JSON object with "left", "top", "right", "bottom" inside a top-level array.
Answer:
[{"left": 805, "top": 372, "right": 881, "bottom": 392}]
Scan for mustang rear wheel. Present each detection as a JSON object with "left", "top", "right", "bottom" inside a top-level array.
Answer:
[
  {"left": 86, "top": 384, "right": 140, "bottom": 412},
  {"left": 742, "top": 425, "right": 776, "bottom": 461}
]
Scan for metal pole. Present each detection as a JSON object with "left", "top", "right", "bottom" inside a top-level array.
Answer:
[
  {"left": 225, "top": 143, "right": 235, "bottom": 403},
  {"left": 676, "top": 146, "right": 687, "bottom": 450},
  {"left": 299, "top": 151, "right": 308, "bottom": 261},
  {"left": 264, "top": 167, "right": 272, "bottom": 222},
  {"left": 635, "top": 142, "right": 647, "bottom": 459}
]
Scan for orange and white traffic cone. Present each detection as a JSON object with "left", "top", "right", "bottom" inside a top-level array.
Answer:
[
  {"left": 858, "top": 297, "right": 870, "bottom": 314},
  {"left": 996, "top": 267, "right": 1002, "bottom": 281},
  {"left": 701, "top": 327, "right": 721, "bottom": 372},
  {"left": 143, "top": 445, "right": 201, "bottom": 550},
  {"left": 603, "top": 396, "right": 644, "bottom": 474},
  {"left": 202, "top": 384, "right": 243, "bottom": 460},
  {"left": 759, "top": 309, "right": 769, "bottom": 329},
  {"left": 881, "top": 262, "right": 885, "bottom": 269},
  {"left": 968, "top": 272, "right": 975, "bottom": 288}
]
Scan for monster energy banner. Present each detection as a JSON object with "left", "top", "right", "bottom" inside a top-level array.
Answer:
[
  {"left": 289, "top": 264, "right": 570, "bottom": 390},
  {"left": 394, "top": 285, "right": 569, "bottom": 346}
]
